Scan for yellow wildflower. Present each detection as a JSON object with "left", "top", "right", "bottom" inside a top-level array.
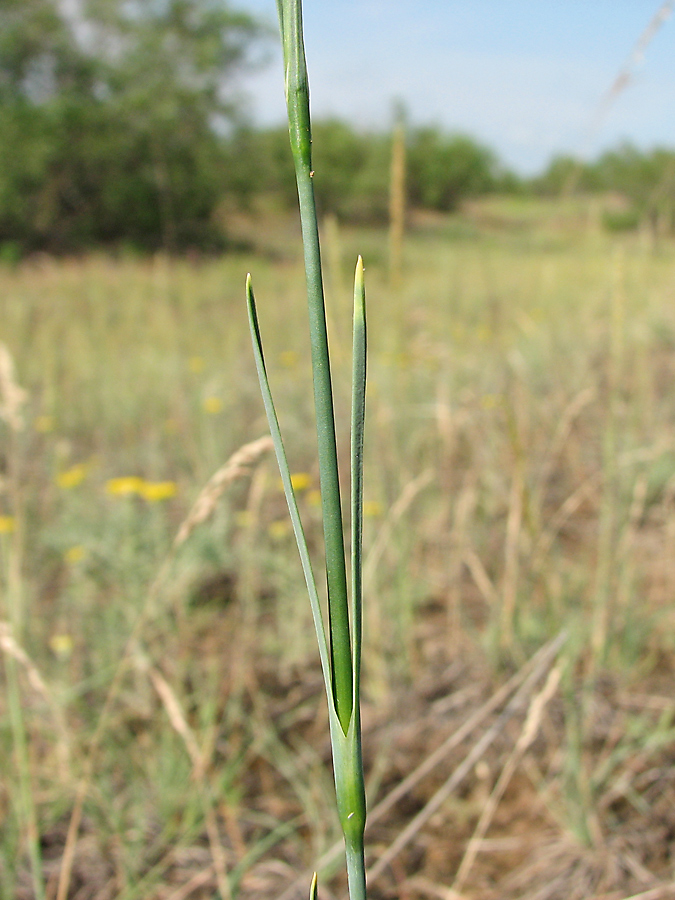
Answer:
[
  {"left": 235, "top": 510, "right": 252, "bottom": 528},
  {"left": 188, "top": 356, "right": 205, "bottom": 374},
  {"left": 307, "top": 489, "right": 322, "bottom": 508},
  {"left": 56, "top": 464, "right": 87, "bottom": 489},
  {"left": 268, "top": 520, "right": 291, "bottom": 540},
  {"left": 0, "top": 515, "right": 16, "bottom": 533},
  {"left": 35, "top": 414, "right": 55, "bottom": 433},
  {"left": 278, "top": 473, "right": 311, "bottom": 492},
  {"left": 290, "top": 472, "right": 311, "bottom": 491},
  {"left": 106, "top": 476, "right": 144, "bottom": 496},
  {"left": 203, "top": 396, "right": 223, "bottom": 415},
  {"left": 140, "top": 481, "right": 177, "bottom": 502},
  {"left": 280, "top": 350, "right": 299, "bottom": 368},
  {"left": 480, "top": 394, "right": 500, "bottom": 410},
  {"left": 363, "top": 500, "right": 383, "bottom": 518},
  {"left": 49, "top": 633, "right": 74, "bottom": 658},
  {"left": 64, "top": 545, "right": 86, "bottom": 564}
]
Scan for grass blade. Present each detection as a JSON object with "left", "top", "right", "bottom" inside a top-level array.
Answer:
[
  {"left": 245, "top": 275, "right": 333, "bottom": 703},
  {"left": 351, "top": 257, "right": 366, "bottom": 703},
  {"left": 309, "top": 872, "right": 318, "bottom": 900}
]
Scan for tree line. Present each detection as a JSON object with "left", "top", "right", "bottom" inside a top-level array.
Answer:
[
  {"left": 534, "top": 146, "right": 675, "bottom": 234},
  {"left": 2, "top": 0, "right": 675, "bottom": 255}
]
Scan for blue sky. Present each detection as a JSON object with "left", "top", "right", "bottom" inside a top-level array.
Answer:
[{"left": 235, "top": 1, "right": 675, "bottom": 174}]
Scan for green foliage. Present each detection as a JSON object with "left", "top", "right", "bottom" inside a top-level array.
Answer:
[
  {"left": 532, "top": 155, "right": 585, "bottom": 195},
  {"left": 0, "top": 0, "right": 267, "bottom": 252},
  {"left": 223, "top": 125, "right": 299, "bottom": 210},
  {"left": 3, "top": 205, "right": 675, "bottom": 894},
  {"left": 223, "top": 121, "right": 391, "bottom": 222},
  {"left": 248, "top": 3, "right": 367, "bottom": 897},
  {"left": 224, "top": 121, "right": 504, "bottom": 225},
  {"left": 6, "top": 0, "right": 675, "bottom": 252},
  {"left": 534, "top": 144, "right": 675, "bottom": 234},
  {"left": 407, "top": 128, "right": 500, "bottom": 211},
  {"left": 310, "top": 121, "right": 390, "bottom": 222},
  {"left": 591, "top": 143, "right": 675, "bottom": 231},
  {"left": 602, "top": 206, "right": 641, "bottom": 232}
]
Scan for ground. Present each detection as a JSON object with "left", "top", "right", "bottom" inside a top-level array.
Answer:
[{"left": 1, "top": 197, "right": 675, "bottom": 899}]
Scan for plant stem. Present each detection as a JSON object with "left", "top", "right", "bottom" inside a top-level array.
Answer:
[
  {"left": 279, "top": 0, "right": 352, "bottom": 732},
  {"left": 268, "top": 7, "right": 368, "bottom": 898},
  {"left": 345, "top": 839, "right": 367, "bottom": 900}
]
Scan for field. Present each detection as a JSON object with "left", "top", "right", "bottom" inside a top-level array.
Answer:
[{"left": 2, "top": 197, "right": 675, "bottom": 900}]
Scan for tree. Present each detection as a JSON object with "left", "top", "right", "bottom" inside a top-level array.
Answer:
[
  {"left": 221, "top": 120, "right": 391, "bottom": 224},
  {"left": 589, "top": 143, "right": 675, "bottom": 232},
  {"left": 0, "top": 0, "right": 268, "bottom": 252},
  {"left": 407, "top": 128, "right": 499, "bottom": 211},
  {"left": 532, "top": 155, "right": 588, "bottom": 196}
]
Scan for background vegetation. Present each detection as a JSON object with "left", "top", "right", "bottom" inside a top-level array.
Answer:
[
  {"left": 2, "top": 2, "right": 675, "bottom": 899},
  {"left": 2, "top": 0, "right": 675, "bottom": 256},
  {"left": 2, "top": 193, "right": 675, "bottom": 900}
]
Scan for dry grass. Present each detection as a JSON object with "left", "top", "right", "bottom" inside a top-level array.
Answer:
[{"left": 1, "top": 199, "right": 675, "bottom": 898}]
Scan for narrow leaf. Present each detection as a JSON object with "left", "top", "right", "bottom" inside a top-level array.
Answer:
[
  {"left": 350, "top": 257, "right": 367, "bottom": 705},
  {"left": 309, "top": 872, "right": 318, "bottom": 900},
  {"left": 246, "top": 275, "right": 333, "bottom": 703}
]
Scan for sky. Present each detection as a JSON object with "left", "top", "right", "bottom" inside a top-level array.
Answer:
[{"left": 234, "top": 1, "right": 675, "bottom": 174}]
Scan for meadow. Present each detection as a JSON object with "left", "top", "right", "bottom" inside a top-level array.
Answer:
[{"left": 2, "top": 197, "right": 675, "bottom": 900}]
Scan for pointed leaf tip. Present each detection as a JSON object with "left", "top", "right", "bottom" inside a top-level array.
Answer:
[
  {"left": 246, "top": 274, "right": 256, "bottom": 308},
  {"left": 309, "top": 872, "right": 318, "bottom": 900},
  {"left": 354, "top": 256, "right": 365, "bottom": 317}
]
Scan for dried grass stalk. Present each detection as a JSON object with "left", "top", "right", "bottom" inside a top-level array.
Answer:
[
  {"left": 452, "top": 665, "right": 562, "bottom": 892},
  {"left": 143, "top": 661, "right": 231, "bottom": 900},
  {"left": 173, "top": 435, "right": 273, "bottom": 548},
  {"left": 0, "top": 343, "right": 27, "bottom": 432},
  {"left": 0, "top": 620, "right": 70, "bottom": 772}
]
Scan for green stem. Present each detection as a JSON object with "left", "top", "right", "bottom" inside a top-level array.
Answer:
[
  {"left": 345, "top": 839, "right": 367, "bottom": 900},
  {"left": 269, "top": 7, "right": 368, "bottom": 899},
  {"left": 279, "top": 0, "right": 352, "bottom": 732}
]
